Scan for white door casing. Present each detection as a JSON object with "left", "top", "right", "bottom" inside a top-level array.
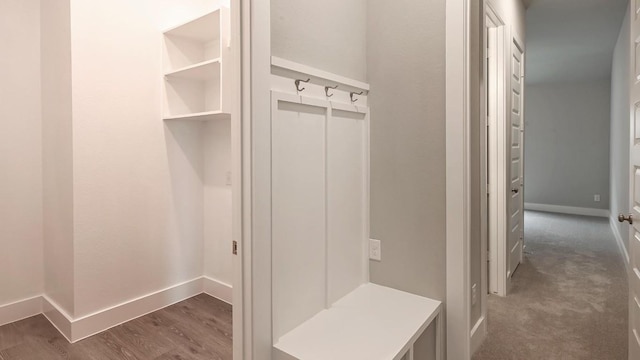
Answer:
[
  {"left": 507, "top": 36, "right": 524, "bottom": 287},
  {"left": 231, "top": 1, "right": 244, "bottom": 358},
  {"left": 627, "top": 0, "right": 640, "bottom": 357},
  {"left": 485, "top": 4, "right": 509, "bottom": 297}
]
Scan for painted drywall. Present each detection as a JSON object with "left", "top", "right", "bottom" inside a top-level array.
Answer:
[
  {"left": 610, "top": 7, "right": 630, "bottom": 253},
  {"left": 525, "top": 0, "right": 627, "bottom": 84},
  {"left": 0, "top": 0, "right": 44, "bottom": 307},
  {"left": 271, "top": 0, "right": 367, "bottom": 82},
  {"left": 41, "top": 0, "right": 75, "bottom": 316},
  {"left": 204, "top": 120, "right": 233, "bottom": 286},
  {"left": 367, "top": 0, "right": 446, "bottom": 313},
  {"left": 68, "top": 0, "right": 229, "bottom": 317},
  {"left": 524, "top": 81, "right": 611, "bottom": 210}
]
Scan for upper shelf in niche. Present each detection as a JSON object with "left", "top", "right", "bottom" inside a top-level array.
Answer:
[{"left": 163, "top": 9, "right": 221, "bottom": 43}]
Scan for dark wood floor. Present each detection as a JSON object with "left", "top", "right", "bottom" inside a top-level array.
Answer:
[{"left": 0, "top": 294, "right": 232, "bottom": 360}]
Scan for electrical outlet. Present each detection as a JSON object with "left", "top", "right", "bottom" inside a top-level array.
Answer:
[
  {"left": 472, "top": 284, "right": 477, "bottom": 305},
  {"left": 369, "top": 239, "right": 381, "bottom": 261},
  {"left": 594, "top": 194, "right": 601, "bottom": 202}
]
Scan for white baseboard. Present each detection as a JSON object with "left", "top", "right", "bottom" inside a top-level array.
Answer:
[
  {"left": 42, "top": 295, "right": 73, "bottom": 342},
  {"left": 36, "top": 276, "right": 233, "bottom": 343},
  {"left": 203, "top": 276, "right": 232, "bottom": 304},
  {"left": 609, "top": 216, "right": 630, "bottom": 272},
  {"left": 524, "top": 203, "right": 609, "bottom": 218},
  {"left": 470, "top": 315, "right": 487, "bottom": 355},
  {"left": 71, "top": 277, "right": 204, "bottom": 342},
  {"left": 0, "top": 295, "right": 42, "bottom": 327}
]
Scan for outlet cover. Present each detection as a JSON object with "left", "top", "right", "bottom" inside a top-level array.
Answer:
[
  {"left": 594, "top": 194, "right": 601, "bottom": 202},
  {"left": 369, "top": 239, "right": 381, "bottom": 261}
]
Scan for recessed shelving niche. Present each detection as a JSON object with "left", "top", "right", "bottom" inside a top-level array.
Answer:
[{"left": 162, "top": 7, "right": 231, "bottom": 121}]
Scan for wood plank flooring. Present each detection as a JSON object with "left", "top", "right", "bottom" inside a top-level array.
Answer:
[{"left": 0, "top": 294, "right": 232, "bottom": 360}]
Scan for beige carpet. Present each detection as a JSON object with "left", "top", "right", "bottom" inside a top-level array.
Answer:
[{"left": 473, "top": 211, "right": 628, "bottom": 360}]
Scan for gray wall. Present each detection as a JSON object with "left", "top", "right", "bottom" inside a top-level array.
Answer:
[
  {"left": 271, "top": 0, "right": 367, "bottom": 82},
  {"left": 524, "top": 81, "right": 611, "bottom": 209},
  {"left": 367, "top": 0, "right": 446, "bottom": 304},
  {"left": 610, "top": 7, "right": 630, "bottom": 251}
]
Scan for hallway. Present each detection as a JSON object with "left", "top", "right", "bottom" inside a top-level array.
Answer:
[{"left": 474, "top": 211, "right": 627, "bottom": 359}]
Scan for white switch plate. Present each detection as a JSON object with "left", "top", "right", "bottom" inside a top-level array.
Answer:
[
  {"left": 594, "top": 194, "right": 600, "bottom": 202},
  {"left": 369, "top": 239, "right": 381, "bottom": 261},
  {"left": 225, "top": 171, "right": 232, "bottom": 186}
]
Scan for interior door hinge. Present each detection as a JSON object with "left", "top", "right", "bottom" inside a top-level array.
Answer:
[{"left": 232, "top": 240, "right": 238, "bottom": 255}]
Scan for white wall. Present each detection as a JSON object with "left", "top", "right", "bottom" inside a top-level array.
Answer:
[
  {"left": 524, "top": 81, "right": 611, "bottom": 210},
  {"left": 610, "top": 7, "right": 630, "bottom": 252},
  {"left": 271, "top": 0, "right": 367, "bottom": 82},
  {"left": 204, "top": 120, "right": 233, "bottom": 286},
  {"left": 367, "top": 0, "right": 446, "bottom": 305},
  {"left": 41, "top": 0, "right": 75, "bottom": 315},
  {"left": 68, "top": 0, "right": 228, "bottom": 317},
  {"left": 0, "top": 0, "right": 44, "bottom": 307}
]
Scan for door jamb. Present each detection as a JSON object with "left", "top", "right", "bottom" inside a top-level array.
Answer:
[
  {"left": 445, "top": 0, "right": 472, "bottom": 359},
  {"left": 485, "top": 3, "right": 509, "bottom": 298},
  {"left": 240, "top": 0, "right": 272, "bottom": 358}
]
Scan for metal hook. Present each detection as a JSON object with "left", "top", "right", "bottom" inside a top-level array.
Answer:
[
  {"left": 350, "top": 91, "right": 364, "bottom": 103},
  {"left": 325, "top": 85, "right": 338, "bottom": 97},
  {"left": 295, "top": 78, "right": 310, "bottom": 92}
]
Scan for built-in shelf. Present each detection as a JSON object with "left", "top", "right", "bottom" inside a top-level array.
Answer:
[
  {"left": 163, "top": 110, "right": 230, "bottom": 122},
  {"left": 273, "top": 283, "right": 442, "bottom": 360},
  {"left": 165, "top": 59, "right": 221, "bottom": 80},
  {"left": 163, "top": 9, "right": 221, "bottom": 43},
  {"left": 162, "top": 6, "right": 230, "bottom": 121}
]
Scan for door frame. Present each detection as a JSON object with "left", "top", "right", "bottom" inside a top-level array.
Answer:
[
  {"left": 445, "top": 0, "right": 472, "bottom": 358},
  {"left": 240, "top": 0, "right": 272, "bottom": 358},
  {"left": 484, "top": 3, "right": 510, "bottom": 298}
]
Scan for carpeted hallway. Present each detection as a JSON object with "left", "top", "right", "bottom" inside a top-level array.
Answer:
[{"left": 473, "top": 211, "right": 628, "bottom": 360}]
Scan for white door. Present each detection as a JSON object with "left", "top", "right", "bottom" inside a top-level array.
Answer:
[
  {"left": 507, "top": 37, "right": 524, "bottom": 284},
  {"left": 627, "top": 1, "right": 640, "bottom": 357}
]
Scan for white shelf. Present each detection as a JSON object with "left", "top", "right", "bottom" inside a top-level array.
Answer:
[
  {"left": 163, "top": 9, "right": 221, "bottom": 43},
  {"left": 163, "top": 110, "right": 230, "bottom": 122},
  {"left": 273, "top": 283, "right": 442, "bottom": 360},
  {"left": 165, "top": 59, "right": 221, "bottom": 80}
]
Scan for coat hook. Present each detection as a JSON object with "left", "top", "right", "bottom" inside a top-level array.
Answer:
[
  {"left": 325, "top": 85, "right": 338, "bottom": 97},
  {"left": 350, "top": 91, "right": 364, "bottom": 102},
  {"left": 295, "top": 78, "right": 310, "bottom": 92}
]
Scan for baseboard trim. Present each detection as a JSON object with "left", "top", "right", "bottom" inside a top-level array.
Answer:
[
  {"left": 524, "top": 203, "right": 609, "bottom": 218},
  {"left": 470, "top": 315, "right": 487, "bottom": 355},
  {"left": 42, "top": 295, "right": 73, "bottom": 342},
  {"left": 0, "top": 295, "right": 42, "bottom": 327},
  {"left": 609, "top": 216, "right": 630, "bottom": 272},
  {"left": 71, "top": 277, "right": 203, "bottom": 342},
  {"left": 203, "top": 276, "right": 232, "bottom": 304},
  {"left": 3, "top": 276, "right": 233, "bottom": 343}
]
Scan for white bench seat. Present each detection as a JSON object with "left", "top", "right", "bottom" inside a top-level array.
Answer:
[{"left": 273, "top": 283, "right": 442, "bottom": 360}]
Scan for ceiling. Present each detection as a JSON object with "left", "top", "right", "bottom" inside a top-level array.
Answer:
[{"left": 525, "top": 0, "right": 628, "bottom": 84}]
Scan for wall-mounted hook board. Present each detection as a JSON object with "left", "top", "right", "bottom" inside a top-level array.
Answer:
[{"left": 271, "top": 57, "right": 368, "bottom": 106}]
